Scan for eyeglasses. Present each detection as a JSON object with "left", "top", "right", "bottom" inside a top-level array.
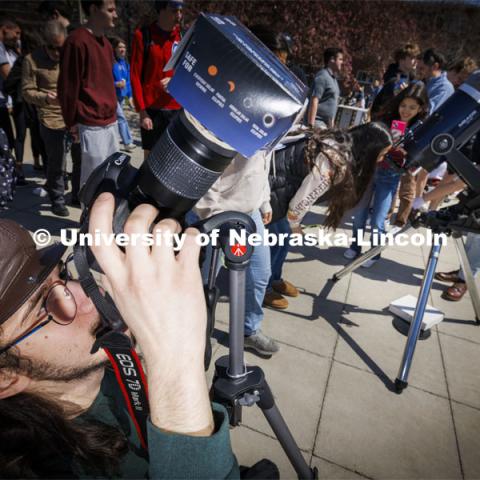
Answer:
[{"left": 0, "top": 256, "right": 77, "bottom": 355}]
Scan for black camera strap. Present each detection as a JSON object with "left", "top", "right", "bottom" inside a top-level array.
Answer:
[
  {"left": 73, "top": 241, "right": 126, "bottom": 332},
  {"left": 73, "top": 223, "right": 150, "bottom": 451}
]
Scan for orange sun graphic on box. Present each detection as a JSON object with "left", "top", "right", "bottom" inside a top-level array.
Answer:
[{"left": 208, "top": 65, "right": 218, "bottom": 76}]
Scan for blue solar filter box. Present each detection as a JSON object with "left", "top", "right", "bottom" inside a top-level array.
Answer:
[{"left": 166, "top": 13, "right": 308, "bottom": 157}]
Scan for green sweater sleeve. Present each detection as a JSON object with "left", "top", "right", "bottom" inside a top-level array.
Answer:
[{"left": 147, "top": 403, "right": 239, "bottom": 479}]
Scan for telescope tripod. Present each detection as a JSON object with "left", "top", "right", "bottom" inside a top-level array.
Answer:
[
  {"left": 331, "top": 224, "right": 410, "bottom": 282},
  {"left": 196, "top": 212, "right": 317, "bottom": 480},
  {"left": 330, "top": 224, "right": 480, "bottom": 394},
  {"left": 395, "top": 233, "right": 480, "bottom": 392}
]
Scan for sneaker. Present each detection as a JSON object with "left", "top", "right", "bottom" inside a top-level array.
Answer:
[
  {"left": 263, "top": 291, "right": 289, "bottom": 309},
  {"left": 123, "top": 143, "right": 136, "bottom": 152},
  {"left": 32, "top": 187, "right": 48, "bottom": 197},
  {"left": 52, "top": 204, "right": 70, "bottom": 217},
  {"left": 361, "top": 257, "right": 379, "bottom": 268},
  {"left": 244, "top": 330, "right": 279, "bottom": 356},
  {"left": 272, "top": 279, "right": 299, "bottom": 297},
  {"left": 344, "top": 248, "right": 359, "bottom": 260}
]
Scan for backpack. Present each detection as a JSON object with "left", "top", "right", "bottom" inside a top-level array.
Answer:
[{"left": 0, "top": 128, "right": 16, "bottom": 209}]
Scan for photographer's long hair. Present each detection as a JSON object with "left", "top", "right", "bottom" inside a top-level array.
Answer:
[
  {"left": 0, "top": 345, "right": 128, "bottom": 477},
  {"left": 305, "top": 122, "right": 393, "bottom": 229}
]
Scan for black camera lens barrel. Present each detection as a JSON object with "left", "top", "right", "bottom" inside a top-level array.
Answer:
[{"left": 136, "top": 110, "right": 236, "bottom": 218}]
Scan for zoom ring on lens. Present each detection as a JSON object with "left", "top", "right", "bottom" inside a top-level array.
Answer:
[{"left": 147, "top": 129, "right": 222, "bottom": 200}]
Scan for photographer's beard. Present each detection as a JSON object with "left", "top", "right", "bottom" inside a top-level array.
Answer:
[
  {"left": 22, "top": 356, "right": 109, "bottom": 383},
  {"left": 12, "top": 280, "right": 138, "bottom": 385},
  {"left": 9, "top": 325, "right": 106, "bottom": 384}
]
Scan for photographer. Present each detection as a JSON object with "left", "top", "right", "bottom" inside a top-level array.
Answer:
[{"left": 0, "top": 193, "right": 238, "bottom": 478}]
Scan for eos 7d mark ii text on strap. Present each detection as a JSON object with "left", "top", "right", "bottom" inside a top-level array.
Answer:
[{"left": 93, "top": 330, "right": 150, "bottom": 452}]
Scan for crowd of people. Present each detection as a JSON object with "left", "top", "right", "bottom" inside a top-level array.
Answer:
[{"left": 0, "top": 0, "right": 479, "bottom": 477}]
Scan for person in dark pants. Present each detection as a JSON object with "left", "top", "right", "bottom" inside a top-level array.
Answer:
[
  {"left": 3, "top": 26, "right": 48, "bottom": 177},
  {"left": 4, "top": 28, "right": 50, "bottom": 187},
  {"left": 65, "top": 134, "right": 81, "bottom": 205},
  {"left": 25, "top": 102, "right": 47, "bottom": 171},
  {"left": 130, "top": 0, "right": 183, "bottom": 158},
  {"left": 11, "top": 99, "right": 26, "bottom": 171},
  {"left": 21, "top": 21, "right": 69, "bottom": 216}
]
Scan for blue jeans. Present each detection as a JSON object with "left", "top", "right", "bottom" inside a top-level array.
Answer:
[
  {"left": 267, "top": 217, "right": 291, "bottom": 290},
  {"left": 186, "top": 209, "right": 271, "bottom": 336},
  {"left": 351, "top": 168, "right": 401, "bottom": 255},
  {"left": 459, "top": 233, "right": 480, "bottom": 281},
  {"left": 116, "top": 101, "right": 132, "bottom": 145},
  {"left": 245, "top": 210, "right": 271, "bottom": 335}
]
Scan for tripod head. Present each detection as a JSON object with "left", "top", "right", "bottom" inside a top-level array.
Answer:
[{"left": 193, "top": 210, "right": 256, "bottom": 268}]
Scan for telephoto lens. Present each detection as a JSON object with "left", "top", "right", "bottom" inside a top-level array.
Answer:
[{"left": 134, "top": 110, "right": 237, "bottom": 219}]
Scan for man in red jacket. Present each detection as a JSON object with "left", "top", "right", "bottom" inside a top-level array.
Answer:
[
  {"left": 130, "top": 0, "right": 183, "bottom": 159},
  {"left": 57, "top": 0, "right": 119, "bottom": 189}
]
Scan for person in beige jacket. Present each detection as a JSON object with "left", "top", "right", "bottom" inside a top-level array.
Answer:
[
  {"left": 21, "top": 20, "right": 69, "bottom": 217},
  {"left": 192, "top": 148, "right": 278, "bottom": 357}
]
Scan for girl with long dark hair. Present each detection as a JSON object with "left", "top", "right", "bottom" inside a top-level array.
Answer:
[
  {"left": 344, "top": 83, "right": 429, "bottom": 266},
  {"left": 264, "top": 122, "right": 393, "bottom": 309},
  {"left": 286, "top": 122, "right": 393, "bottom": 231}
]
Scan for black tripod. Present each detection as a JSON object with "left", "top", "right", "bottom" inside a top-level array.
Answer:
[{"left": 195, "top": 212, "right": 317, "bottom": 480}]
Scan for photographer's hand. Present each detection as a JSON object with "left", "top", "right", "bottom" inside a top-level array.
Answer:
[{"left": 89, "top": 193, "right": 213, "bottom": 436}]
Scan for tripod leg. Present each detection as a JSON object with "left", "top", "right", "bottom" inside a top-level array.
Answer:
[
  {"left": 453, "top": 236, "right": 480, "bottom": 323},
  {"left": 258, "top": 381, "right": 316, "bottom": 479},
  {"left": 229, "top": 268, "right": 247, "bottom": 377},
  {"left": 332, "top": 244, "right": 383, "bottom": 281},
  {"left": 395, "top": 243, "right": 442, "bottom": 393},
  {"left": 262, "top": 404, "right": 317, "bottom": 479},
  {"left": 331, "top": 225, "right": 410, "bottom": 281}
]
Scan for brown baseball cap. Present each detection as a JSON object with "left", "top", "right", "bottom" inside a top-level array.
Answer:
[{"left": 0, "top": 219, "right": 66, "bottom": 325}]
